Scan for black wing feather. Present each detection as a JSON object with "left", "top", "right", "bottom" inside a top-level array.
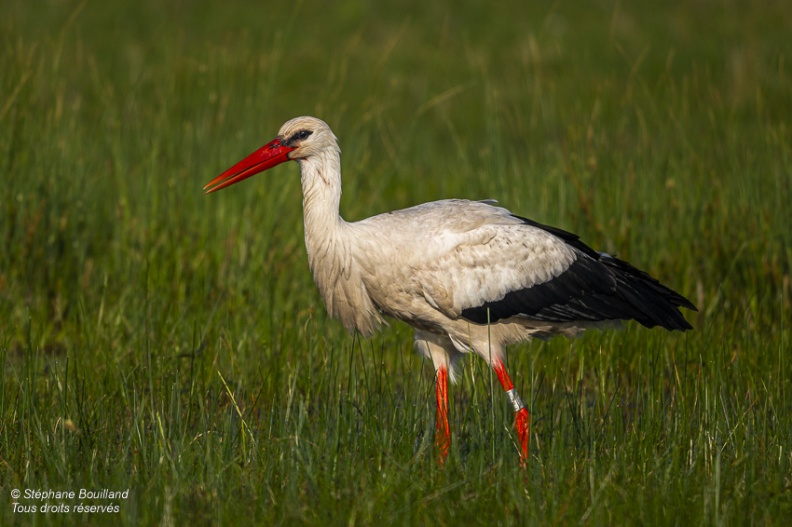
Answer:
[{"left": 460, "top": 217, "right": 697, "bottom": 331}]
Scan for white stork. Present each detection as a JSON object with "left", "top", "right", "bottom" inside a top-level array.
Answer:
[{"left": 204, "top": 116, "right": 696, "bottom": 464}]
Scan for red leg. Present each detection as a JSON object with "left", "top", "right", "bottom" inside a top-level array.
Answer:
[
  {"left": 493, "top": 360, "right": 530, "bottom": 465},
  {"left": 435, "top": 366, "right": 451, "bottom": 464}
]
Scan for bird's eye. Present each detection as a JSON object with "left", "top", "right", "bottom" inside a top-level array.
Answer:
[{"left": 294, "top": 130, "right": 312, "bottom": 141}]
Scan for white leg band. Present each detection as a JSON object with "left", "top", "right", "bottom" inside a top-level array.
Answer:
[{"left": 506, "top": 388, "right": 524, "bottom": 412}]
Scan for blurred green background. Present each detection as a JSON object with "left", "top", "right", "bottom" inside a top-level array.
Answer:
[{"left": 1, "top": 0, "right": 790, "bottom": 525}]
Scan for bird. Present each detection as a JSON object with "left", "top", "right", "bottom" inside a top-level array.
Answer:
[{"left": 204, "top": 116, "right": 696, "bottom": 465}]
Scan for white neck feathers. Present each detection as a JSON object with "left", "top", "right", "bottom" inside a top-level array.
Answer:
[{"left": 297, "top": 148, "right": 382, "bottom": 335}]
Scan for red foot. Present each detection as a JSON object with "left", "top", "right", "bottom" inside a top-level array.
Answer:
[{"left": 435, "top": 367, "right": 450, "bottom": 464}]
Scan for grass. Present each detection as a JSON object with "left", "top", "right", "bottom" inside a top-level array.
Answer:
[{"left": 1, "top": 0, "right": 791, "bottom": 525}]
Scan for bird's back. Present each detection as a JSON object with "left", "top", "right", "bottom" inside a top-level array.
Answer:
[{"left": 348, "top": 199, "right": 695, "bottom": 333}]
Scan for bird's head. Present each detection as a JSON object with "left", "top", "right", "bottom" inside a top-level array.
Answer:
[{"left": 204, "top": 116, "right": 338, "bottom": 193}]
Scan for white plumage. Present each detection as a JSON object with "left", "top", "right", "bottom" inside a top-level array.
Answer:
[{"left": 205, "top": 116, "right": 696, "bottom": 464}]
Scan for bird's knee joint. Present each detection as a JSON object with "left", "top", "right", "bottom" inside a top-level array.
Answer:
[{"left": 505, "top": 388, "right": 524, "bottom": 413}]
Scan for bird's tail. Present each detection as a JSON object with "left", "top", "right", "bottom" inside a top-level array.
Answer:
[{"left": 601, "top": 254, "right": 697, "bottom": 331}]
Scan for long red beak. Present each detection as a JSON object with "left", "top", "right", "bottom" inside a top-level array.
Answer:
[{"left": 204, "top": 138, "right": 296, "bottom": 194}]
